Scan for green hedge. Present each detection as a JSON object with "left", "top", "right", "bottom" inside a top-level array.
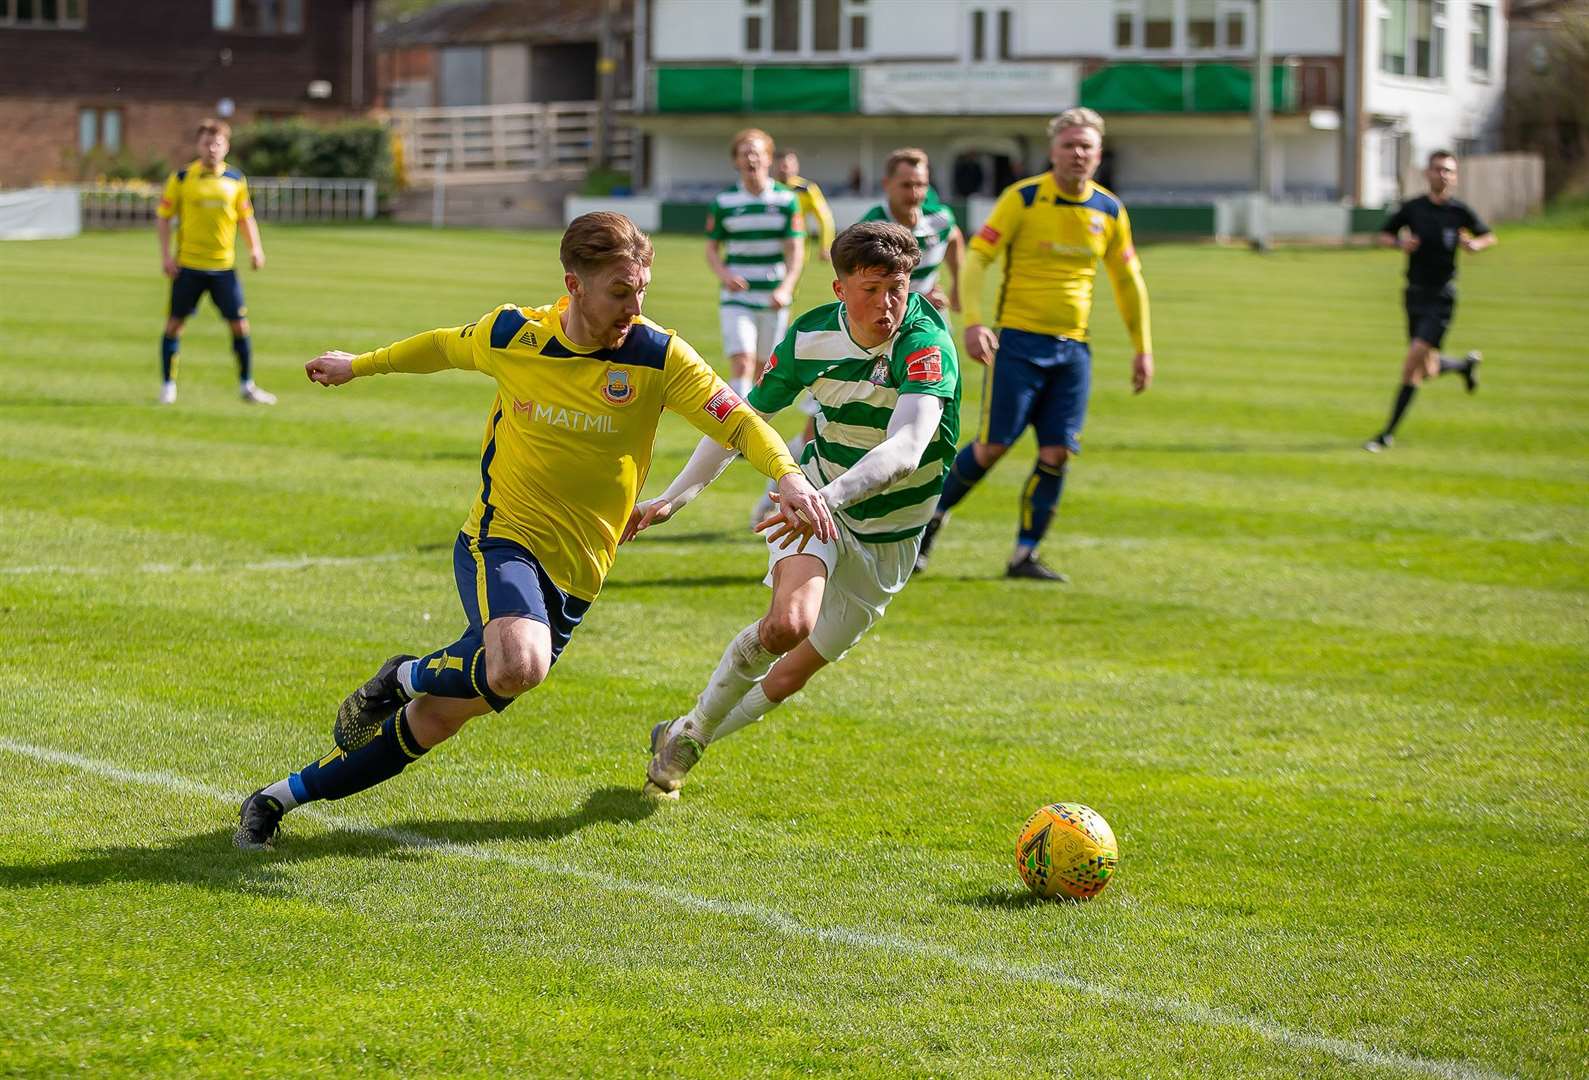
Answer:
[{"left": 230, "top": 119, "right": 394, "bottom": 192}]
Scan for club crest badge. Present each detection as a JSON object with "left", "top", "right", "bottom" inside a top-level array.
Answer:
[
  {"left": 1089, "top": 212, "right": 1106, "bottom": 235},
  {"left": 869, "top": 357, "right": 890, "bottom": 385},
  {"left": 602, "top": 367, "right": 635, "bottom": 406}
]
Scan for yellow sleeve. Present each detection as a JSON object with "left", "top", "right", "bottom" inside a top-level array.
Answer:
[
  {"left": 156, "top": 174, "right": 180, "bottom": 220},
  {"left": 663, "top": 337, "right": 800, "bottom": 481},
  {"left": 235, "top": 176, "right": 254, "bottom": 221},
  {"left": 805, "top": 183, "right": 835, "bottom": 253},
  {"left": 961, "top": 186, "right": 1025, "bottom": 326},
  {"left": 350, "top": 321, "right": 483, "bottom": 377},
  {"left": 1103, "top": 208, "right": 1152, "bottom": 355}
]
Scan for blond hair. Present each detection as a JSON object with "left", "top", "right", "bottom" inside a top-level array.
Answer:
[
  {"left": 883, "top": 147, "right": 929, "bottom": 178},
  {"left": 196, "top": 118, "right": 232, "bottom": 139},
  {"left": 729, "top": 127, "right": 774, "bottom": 159},
  {"left": 559, "top": 212, "right": 654, "bottom": 276},
  {"left": 1047, "top": 107, "right": 1105, "bottom": 139}
]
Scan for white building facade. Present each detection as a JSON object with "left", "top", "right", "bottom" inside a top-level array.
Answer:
[{"left": 632, "top": 0, "right": 1506, "bottom": 219}]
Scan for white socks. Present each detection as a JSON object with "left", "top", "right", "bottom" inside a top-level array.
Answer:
[
  {"left": 686, "top": 621, "right": 779, "bottom": 743},
  {"left": 730, "top": 375, "right": 753, "bottom": 399},
  {"left": 262, "top": 777, "right": 300, "bottom": 810},
  {"left": 711, "top": 684, "right": 781, "bottom": 743}
]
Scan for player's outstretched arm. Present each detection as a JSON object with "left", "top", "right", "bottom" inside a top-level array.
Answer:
[
  {"left": 308, "top": 320, "right": 489, "bottom": 388},
  {"left": 622, "top": 434, "right": 741, "bottom": 543}
]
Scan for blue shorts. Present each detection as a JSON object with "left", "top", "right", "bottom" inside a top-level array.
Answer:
[
  {"left": 979, "top": 329, "right": 1091, "bottom": 453},
  {"left": 169, "top": 267, "right": 246, "bottom": 321},
  {"left": 452, "top": 533, "right": 590, "bottom": 663}
]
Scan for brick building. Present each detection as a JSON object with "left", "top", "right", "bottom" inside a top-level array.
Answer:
[{"left": 0, "top": 0, "right": 377, "bottom": 187}]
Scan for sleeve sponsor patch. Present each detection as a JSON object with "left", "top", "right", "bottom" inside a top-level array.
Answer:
[
  {"left": 755, "top": 351, "right": 778, "bottom": 386},
  {"left": 704, "top": 385, "right": 744, "bottom": 421},
  {"left": 977, "top": 224, "right": 1001, "bottom": 244},
  {"left": 905, "top": 346, "right": 943, "bottom": 383},
  {"left": 1119, "top": 244, "right": 1136, "bottom": 264}
]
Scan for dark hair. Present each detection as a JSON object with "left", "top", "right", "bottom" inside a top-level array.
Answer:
[
  {"left": 559, "top": 211, "right": 654, "bottom": 275},
  {"left": 196, "top": 118, "right": 231, "bottom": 139},
  {"left": 1428, "top": 149, "right": 1457, "bottom": 165},
  {"left": 831, "top": 220, "right": 921, "bottom": 278}
]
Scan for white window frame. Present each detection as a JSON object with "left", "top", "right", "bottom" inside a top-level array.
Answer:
[
  {"left": 1468, "top": 2, "right": 1492, "bottom": 80},
  {"left": 1112, "top": 0, "right": 1253, "bottom": 57},
  {"left": 1378, "top": 0, "right": 1447, "bottom": 81},
  {"left": 742, "top": 0, "right": 869, "bottom": 60},
  {"left": 1, "top": 0, "right": 87, "bottom": 28}
]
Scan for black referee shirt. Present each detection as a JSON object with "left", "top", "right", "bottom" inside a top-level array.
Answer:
[{"left": 1381, "top": 196, "right": 1491, "bottom": 290}]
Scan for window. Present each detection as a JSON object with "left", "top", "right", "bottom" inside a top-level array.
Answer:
[
  {"left": 1144, "top": 0, "right": 1173, "bottom": 49},
  {"left": 77, "top": 107, "right": 123, "bottom": 154},
  {"left": 1114, "top": 0, "right": 1247, "bottom": 53},
  {"left": 1469, "top": 2, "right": 1491, "bottom": 77},
  {"left": 971, "top": 9, "right": 985, "bottom": 60},
  {"left": 771, "top": 0, "right": 799, "bottom": 51},
  {"left": 744, "top": 0, "right": 866, "bottom": 56},
  {"left": 214, "top": 0, "right": 302, "bottom": 34},
  {"left": 1187, "top": 0, "right": 1216, "bottom": 49},
  {"left": 1380, "top": 0, "right": 1445, "bottom": 79},
  {"left": 997, "top": 9, "right": 1012, "bottom": 60},
  {"left": 1, "top": 0, "right": 87, "bottom": 28}
]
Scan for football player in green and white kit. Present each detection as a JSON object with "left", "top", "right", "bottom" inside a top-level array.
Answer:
[
  {"left": 859, "top": 147, "right": 964, "bottom": 315},
  {"left": 623, "top": 220, "right": 962, "bottom": 798}
]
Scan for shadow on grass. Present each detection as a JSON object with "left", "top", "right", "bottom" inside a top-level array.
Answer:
[
  {"left": 1105, "top": 440, "right": 1343, "bottom": 454},
  {"left": 957, "top": 884, "right": 1081, "bottom": 910},
  {"left": 0, "top": 784, "right": 654, "bottom": 896}
]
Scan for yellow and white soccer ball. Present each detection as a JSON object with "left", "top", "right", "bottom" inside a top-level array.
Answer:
[{"left": 1016, "top": 803, "right": 1119, "bottom": 900}]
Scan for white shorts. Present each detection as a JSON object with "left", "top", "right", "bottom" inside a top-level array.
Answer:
[
  {"left": 720, "top": 304, "right": 789, "bottom": 362},
  {"left": 765, "top": 525, "right": 918, "bottom": 663}
]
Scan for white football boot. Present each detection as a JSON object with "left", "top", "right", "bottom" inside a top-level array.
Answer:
[
  {"left": 158, "top": 382, "right": 177, "bottom": 405},
  {"left": 240, "top": 382, "right": 277, "bottom": 405},
  {"left": 643, "top": 716, "right": 705, "bottom": 801}
]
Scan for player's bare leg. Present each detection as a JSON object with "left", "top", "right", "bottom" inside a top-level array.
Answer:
[
  {"left": 728, "top": 350, "right": 758, "bottom": 398},
  {"left": 646, "top": 554, "right": 826, "bottom": 798}
]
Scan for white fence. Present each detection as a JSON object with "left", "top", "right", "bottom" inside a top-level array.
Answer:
[
  {"left": 388, "top": 102, "right": 633, "bottom": 183},
  {"left": 79, "top": 178, "right": 378, "bottom": 229}
]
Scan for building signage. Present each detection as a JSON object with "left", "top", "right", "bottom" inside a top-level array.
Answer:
[{"left": 861, "top": 63, "right": 1080, "bottom": 115}]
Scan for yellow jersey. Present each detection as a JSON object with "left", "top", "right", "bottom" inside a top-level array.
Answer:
[
  {"left": 785, "top": 174, "right": 836, "bottom": 255},
  {"left": 157, "top": 159, "right": 254, "bottom": 271},
  {"left": 351, "top": 299, "right": 800, "bottom": 601},
  {"left": 962, "top": 174, "right": 1151, "bottom": 354}
]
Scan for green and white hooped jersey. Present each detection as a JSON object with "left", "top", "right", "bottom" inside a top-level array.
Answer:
[
  {"left": 859, "top": 202, "right": 958, "bottom": 294},
  {"left": 706, "top": 181, "right": 803, "bottom": 310},
  {"left": 748, "top": 294, "right": 961, "bottom": 544}
]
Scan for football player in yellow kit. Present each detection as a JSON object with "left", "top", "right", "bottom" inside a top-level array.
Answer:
[
  {"left": 915, "top": 108, "right": 1154, "bottom": 582},
  {"left": 234, "top": 212, "right": 835, "bottom": 849}
]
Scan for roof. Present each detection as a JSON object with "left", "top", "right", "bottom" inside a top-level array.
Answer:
[{"left": 377, "top": 0, "right": 633, "bottom": 48}]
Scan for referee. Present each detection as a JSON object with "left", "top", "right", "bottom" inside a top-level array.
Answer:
[{"left": 1364, "top": 150, "right": 1495, "bottom": 452}]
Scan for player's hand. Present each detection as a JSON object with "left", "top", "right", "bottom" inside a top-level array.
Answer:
[
  {"left": 926, "top": 285, "right": 949, "bottom": 312},
  {"left": 769, "top": 285, "right": 794, "bottom": 310},
  {"left": 305, "top": 350, "right": 357, "bottom": 387},
  {"left": 250, "top": 250, "right": 266, "bottom": 270},
  {"left": 765, "top": 474, "right": 836, "bottom": 544},
  {"left": 162, "top": 257, "right": 179, "bottom": 279},
  {"left": 964, "top": 324, "right": 997, "bottom": 366},
  {"left": 621, "top": 498, "right": 674, "bottom": 544},
  {"left": 1132, "top": 352, "right": 1154, "bottom": 394},
  {"left": 1461, "top": 236, "right": 1483, "bottom": 252},
  {"left": 722, "top": 274, "right": 749, "bottom": 292},
  {"left": 1400, "top": 234, "right": 1421, "bottom": 254}
]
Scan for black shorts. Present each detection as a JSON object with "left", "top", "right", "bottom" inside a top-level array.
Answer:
[
  {"left": 170, "top": 267, "right": 246, "bottom": 321},
  {"left": 1404, "top": 285, "right": 1455, "bottom": 350}
]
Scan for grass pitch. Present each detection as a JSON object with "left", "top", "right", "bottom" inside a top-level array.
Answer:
[{"left": 1, "top": 220, "right": 1585, "bottom": 1078}]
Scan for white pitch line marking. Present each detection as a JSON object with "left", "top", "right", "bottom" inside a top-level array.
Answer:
[
  {"left": 0, "top": 552, "right": 420, "bottom": 577},
  {"left": 0, "top": 738, "right": 1516, "bottom": 1080}
]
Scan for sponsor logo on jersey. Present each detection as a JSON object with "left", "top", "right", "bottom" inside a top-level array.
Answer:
[
  {"left": 977, "top": 224, "right": 1001, "bottom": 244},
  {"left": 602, "top": 367, "right": 635, "bottom": 406},
  {"left": 513, "top": 399, "right": 616, "bottom": 433},
  {"left": 904, "top": 346, "right": 942, "bottom": 383},
  {"left": 704, "top": 385, "right": 743, "bottom": 421},
  {"left": 518, "top": 330, "right": 538, "bottom": 348}
]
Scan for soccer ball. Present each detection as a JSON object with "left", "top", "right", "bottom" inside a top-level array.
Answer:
[{"left": 1016, "top": 803, "right": 1119, "bottom": 900}]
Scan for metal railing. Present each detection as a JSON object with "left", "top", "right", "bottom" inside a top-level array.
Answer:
[
  {"left": 387, "top": 102, "right": 633, "bottom": 183},
  {"left": 79, "top": 177, "right": 378, "bottom": 229}
]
